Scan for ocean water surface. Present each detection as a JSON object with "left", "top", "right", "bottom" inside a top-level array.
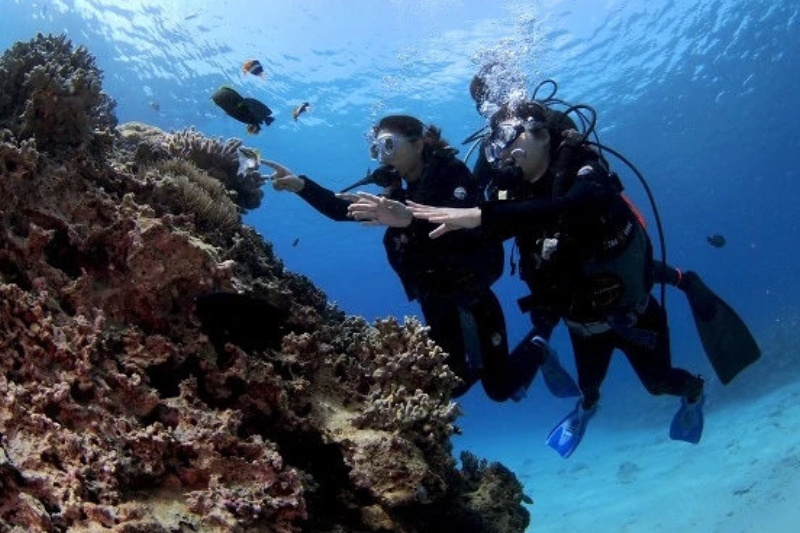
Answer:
[{"left": 2, "top": 0, "right": 798, "bottom": 530}]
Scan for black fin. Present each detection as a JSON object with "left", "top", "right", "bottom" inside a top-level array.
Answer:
[{"left": 681, "top": 272, "right": 761, "bottom": 384}]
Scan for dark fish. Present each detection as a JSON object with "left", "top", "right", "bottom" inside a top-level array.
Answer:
[
  {"left": 242, "top": 59, "right": 265, "bottom": 77},
  {"left": 292, "top": 238, "right": 300, "bottom": 247},
  {"left": 195, "top": 292, "right": 290, "bottom": 354},
  {"left": 211, "top": 86, "right": 274, "bottom": 134},
  {"left": 150, "top": 101, "right": 160, "bottom": 112},
  {"left": 707, "top": 234, "right": 726, "bottom": 248},
  {"left": 292, "top": 101, "right": 310, "bottom": 121}
]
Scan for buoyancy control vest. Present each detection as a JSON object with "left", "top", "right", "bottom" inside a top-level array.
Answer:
[{"left": 518, "top": 144, "right": 654, "bottom": 326}]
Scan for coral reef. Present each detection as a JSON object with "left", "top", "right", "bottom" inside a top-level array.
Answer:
[
  {"left": 163, "top": 127, "right": 266, "bottom": 212},
  {"left": 0, "top": 33, "right": 117, "bottom": 157},
  {"left": 0, "top": 34, "right": 530, "bottom": 532}
]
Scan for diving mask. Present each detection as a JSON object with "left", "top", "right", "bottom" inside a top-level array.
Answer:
[
  {"left": 370, "top": 133, "right": 402, "bottom": 161},
  {"left": 484, "top": 119, "right": 544, "bottom": 164}
]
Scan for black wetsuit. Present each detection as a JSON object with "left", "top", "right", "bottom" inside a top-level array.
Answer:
[
  {"left": 296, "top": 150, "right": 525, "bottom": 400},
  {"left": 479, "top": 145, "right": 703, "bottom": 408}
]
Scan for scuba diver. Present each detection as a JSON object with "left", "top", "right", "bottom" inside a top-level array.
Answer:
[
  {"left": 410, "top": 92, "right": 760, "bottom": 458},
  {"left": 263, "top": 114, "right": 577, "bottom": 403}
]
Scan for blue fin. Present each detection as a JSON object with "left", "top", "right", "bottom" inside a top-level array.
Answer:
[
  {"left": 545, "top": 402, "right": 596, "bottom": 458},
  {"left": 536, "top": 337, "right": 581, "bottom": 398},
  {"left": 670, "top": 395, "right": 705, "bottom": 444}
]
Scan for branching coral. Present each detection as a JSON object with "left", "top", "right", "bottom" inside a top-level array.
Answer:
[{"left": 0, "top": 33, "right": 117, "bottom": 155}]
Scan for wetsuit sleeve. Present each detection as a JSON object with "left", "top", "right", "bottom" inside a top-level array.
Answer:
[
  {"left": 480, "top": 161, "right": 620, "bottom": 231},
  {"left": 296, "top": 175, "right": 351, "bottom": 221}
]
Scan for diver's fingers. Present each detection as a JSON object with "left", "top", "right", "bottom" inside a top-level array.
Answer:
[
  {"left": 406, "top": 200, "right": 432, "bottom": 210},
  {"left": 336, "top": 192, "right": 366, "bottom": 203},
  {"left": 408, "top": 207, "right": 442, "bottom": 221},
  {"left": 261, "top": 160, "right": 292, "bottom": 176},
  {"left": 406, "top": 201, "right": 440, "bottom": 219},
  {"left": 348, "top": 209, "right": 375, "bottom": 221},
  {"left": 429, "top": 223, "right": 452, "bottom": 239},
  {"left": 272, "top": 176, "right": 303, "bottom": 192},
  {"left": 356, "top": 192, "right": 382, "bottom": 203},
  {"left": 421, "top": 213, "right": 452, "bottom": 223}
]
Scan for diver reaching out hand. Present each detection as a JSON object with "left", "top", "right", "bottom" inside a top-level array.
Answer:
[
  {"left": 410, "top": 99, "right": 710, "bottom": 457},
  {"left": 405, "top": 201, "right": 481, "bottom": 237},
  {"left": 265, "top": 114, "right": 577, "bottom": 402},
  {"left": 341, "top": 191, "right": 413, "bottom": 228}
]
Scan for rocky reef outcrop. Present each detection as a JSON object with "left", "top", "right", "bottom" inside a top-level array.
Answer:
[{"left": 0, "top": 34, "right": 530, "bottom": 532}]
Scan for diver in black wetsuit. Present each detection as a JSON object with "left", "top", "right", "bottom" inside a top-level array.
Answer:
[
  {"left": 264, "top": 114, "right": 572, "bottom": 402},
  {"left": 410, "top": 100, "right": 709, "bottom": 456}
]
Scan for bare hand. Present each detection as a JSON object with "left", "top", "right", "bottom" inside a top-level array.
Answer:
[
  {"left": 341, "top": 192, "right": 412, "bottom": 227},
  {"left": 262, "top": 160, "right": 305, "bottom": 192},
  {"left": 406, "top": 201, "right": 482, "bottom": 238}
]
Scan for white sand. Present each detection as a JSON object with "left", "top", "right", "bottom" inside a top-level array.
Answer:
[{"left": 456, "top": 376, "right": 800, "bottom": 532}]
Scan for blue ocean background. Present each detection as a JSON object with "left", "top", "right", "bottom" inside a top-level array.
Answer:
[{"left": 3, "top": 0, "right": 798, "bottom": 530}]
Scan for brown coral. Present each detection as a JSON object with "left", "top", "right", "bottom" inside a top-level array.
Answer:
[
  {"left": 0, "top": 34, "right": 530, "bottom": 533},
  {"left": 0, "top": 33, "right": 117, "bottom": 157},
  {"left": 164, "top": 127, "right": 266, "bottom": 212}
]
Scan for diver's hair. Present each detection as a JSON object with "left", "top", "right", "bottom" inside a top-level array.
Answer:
[
  {"left": 470, "top": 61, "right": 525, "bottom": 107},
  {"left": 470, "top": 62, "right": 500, "bottom": 104},
  {"left": 375, "top": 114, "right": 450, "bottom": 154}
]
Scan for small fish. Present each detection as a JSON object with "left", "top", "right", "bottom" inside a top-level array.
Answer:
[
  {"left": 707, "top": 234, "right": 726, "bottom": 248},
  {"left": 292, "top": 101, "right": 310, "bottom": 121},
  {"left": 242, "top": 59, "right": 265, "bottom": 77},
  {"left": 211, "top": 86, "right": 274, "bottom": 134},
  {"left": 292, "top": 238, "right": 300, "bottom": 247},
  {"left": 237, "top": 147, "right": 262, "bottom": 176},
  {"left": 150, "top": 101, "right": 160, "bottom": 112}
]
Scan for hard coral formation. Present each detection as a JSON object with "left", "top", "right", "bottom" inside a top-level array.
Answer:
[
  {"left": 0, "top": 33, "right": 117, "bottom": 157},
  {"left": 164, "top": 127, "right": 266, "bottom": 212},
  {"left": 0, "top": 34, "right": 530, "bottom": 532}
]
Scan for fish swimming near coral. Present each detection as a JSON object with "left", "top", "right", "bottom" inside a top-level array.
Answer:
[
  {"left": 292, "top": 101, "right": 310, "bottom": 121},
  {"left": 237, "top": 147, "right": 263, "bottom": 176},
  {"left": 242, "top": 59, "right": 265, "bottom": 77},
  {"left": 707, "top": 234, "right": 726, "bottom": 248},
  {"left": 195, "top": 292, "right": 290, "bottom": 354},
  {"left": 211, "top": 86, "right": 274, "bottom": 134}
]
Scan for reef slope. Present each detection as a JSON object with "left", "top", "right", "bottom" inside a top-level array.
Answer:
[{"left": 0, "top": 34, "right": 529, "bottom": 532}]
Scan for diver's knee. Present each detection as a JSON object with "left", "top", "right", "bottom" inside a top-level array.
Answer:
[{"left": 643, "top": 380, "right": 671, "bottom": 396}]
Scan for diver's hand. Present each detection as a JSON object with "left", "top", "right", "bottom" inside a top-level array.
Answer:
[
  {"left": 406, "top": 202, "right": 482, "bottom": 238},
  {"left": 342, "top": 192, "right": 412, "bottom": 227},
  {"left": 262, "top": 160, "right": 305, "bottom": 192}
]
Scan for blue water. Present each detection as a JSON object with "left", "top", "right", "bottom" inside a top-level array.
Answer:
[{"left": 3, "top": 0, "right": 798, "bottom": 529}]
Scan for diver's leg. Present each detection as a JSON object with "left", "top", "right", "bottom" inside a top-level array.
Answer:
[
  {"left": 544, "top": 330, "right": 611, "bottom": 458},
  {"left": 419, "top": 296, "right": 478, "bottom": 398},
  {"left": 464, "top": 290, "right": 515, "bottom": 402},
  {"left": 569, "top": 329, "right": 615, "bottom": 410},
  {"left": 620, "top": 297, "right": 706, "bottom": 443},
  {"left": 622, "top": 296, "right": 704, "bottom": 401}
]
